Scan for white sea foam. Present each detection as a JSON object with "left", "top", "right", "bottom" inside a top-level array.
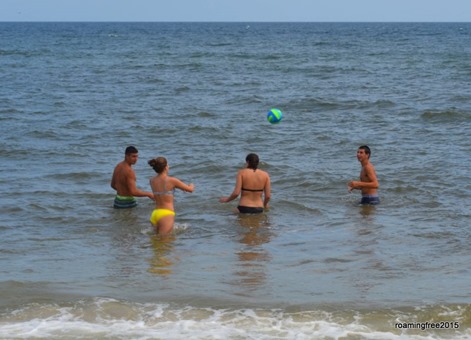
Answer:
[{"left": 0, "top": 299, "right": 469, "bottom": 340}]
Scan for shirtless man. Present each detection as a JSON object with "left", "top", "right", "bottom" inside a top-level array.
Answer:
[
  {"left": 111, "top": 146, "right": 154, "bottom": 208},
  {"left": 348, "top": 145, "right": 380, "bottom": 205}
]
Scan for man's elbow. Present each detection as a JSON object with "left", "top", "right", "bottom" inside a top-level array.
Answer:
[{"left": 130, "top": 189, "right": 141, "bottom": 197}]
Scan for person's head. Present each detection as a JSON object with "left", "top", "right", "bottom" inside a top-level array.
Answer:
[
  {"left": 125, "top": 146, "right": 138, "bottom": 155},
  {"left": 148, "top": 157, "right": 168, "bottom": 174},
  {"left": 246, "top": 153, "right": 259, "bottom": 171},
  {"left": 124, "top": 146, "right": 139, "bottom": 164},
  {"left": 357, "top": 145, "right": 371, "bottom": 160}
]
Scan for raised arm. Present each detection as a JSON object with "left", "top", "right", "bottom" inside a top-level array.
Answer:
[{"left": 171, "top": 177, "right": 195, "bottom": 193}]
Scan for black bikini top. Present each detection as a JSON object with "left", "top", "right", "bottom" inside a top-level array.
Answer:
[{"left": 241, "top": 187, "right": 264, "bottom": 192}]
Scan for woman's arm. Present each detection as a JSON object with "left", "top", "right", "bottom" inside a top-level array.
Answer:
[
  {"left": 263, "top": 174, "right": 271, "bottom": 209},
  {"left": 219, "top": 171, "right": 242, "bottom": 203},
  {"left": 171, "top": 177, "right": 195, "bottom": 193}
]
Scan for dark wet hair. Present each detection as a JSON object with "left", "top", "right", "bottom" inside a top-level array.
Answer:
[
  {"left": 125, "top": 146, "right": 138, "bottom": 155},
  {"left": 148, "top": 157, "right": 167, "bottom": 174},
  {"left": 246, "top": 153, "right": 259, "bottom": 171},
  {"left": 359, "top": 145, "right": 371, "bottom": 158}
]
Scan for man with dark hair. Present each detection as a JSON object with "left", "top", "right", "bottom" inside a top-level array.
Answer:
[
  {"left": 125, "top": 145, "right": 138, "bottom": 155},
  {"left": 348, "top": 145, "right": 380, "bottom": 205},
  {"left": 111, "top": 146, "right": 154, "bottom": 208}
]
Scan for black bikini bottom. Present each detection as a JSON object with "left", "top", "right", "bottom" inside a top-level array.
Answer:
[{"left": 237, "top": 206, "right": 264, "bottom": 214}]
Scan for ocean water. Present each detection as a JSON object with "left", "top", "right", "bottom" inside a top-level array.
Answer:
[{"left": 0, "top": 22, "right": 470, "bottom": 339}]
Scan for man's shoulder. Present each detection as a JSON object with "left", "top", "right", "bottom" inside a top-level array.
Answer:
[
  {"left": 363, "top": 162, "right": 377, "bottom": 175},
  {"left": 117, "top": 162, "right": 134, "bottom": 173}
]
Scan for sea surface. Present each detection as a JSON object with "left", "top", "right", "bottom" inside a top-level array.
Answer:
[{"left": 0, "top": 22, "right": 470, "bottom": 339}]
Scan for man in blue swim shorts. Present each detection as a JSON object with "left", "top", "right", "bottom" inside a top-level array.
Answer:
[
  {"left": 111, "top": 146, "right": 154, "bottom": 208},
  {"left": 347, "top": 145, "right": 380, "bottom": 205}
]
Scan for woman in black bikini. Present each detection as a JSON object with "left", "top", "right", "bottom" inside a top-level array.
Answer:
[{"left": 219, "top": 153, "right": 271, "bottom": 213}]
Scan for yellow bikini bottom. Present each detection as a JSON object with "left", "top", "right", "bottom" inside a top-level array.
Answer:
[{"left": 150, "top": 208, "right": 175, "bottom": 226}]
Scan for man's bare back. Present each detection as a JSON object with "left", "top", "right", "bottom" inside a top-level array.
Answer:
[
  {"left": 111, "top": 146, "right": 153, "bottom": 208},
  {"left": 111, "top": 160, "right": 136, "bottom": 196}
]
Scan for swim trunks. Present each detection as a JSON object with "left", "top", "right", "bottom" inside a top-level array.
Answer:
[
  {"left": 237, "top": 206, "right": 264, "bottom": 214},
  {"left": 150, "top": 208, "right": 176, "bottom": 226},
  {"left": 113, "top": 195, "right": 137, "bottom": 209},
  {"left": 360, "top": 195, "right": 380, "bottom": 205}
]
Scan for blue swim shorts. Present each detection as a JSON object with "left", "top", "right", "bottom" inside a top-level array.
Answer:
[{"left": 360, "top": 195, "right": 380, "bottom": 205}]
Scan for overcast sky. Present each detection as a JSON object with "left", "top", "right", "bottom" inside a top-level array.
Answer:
[{"left": 1, "top": 0, "right": 470, "bottom": 22}]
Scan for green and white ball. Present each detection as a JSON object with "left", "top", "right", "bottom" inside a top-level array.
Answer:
[{"left": 267, "top": 108, "right": 283, "bottom": 124}]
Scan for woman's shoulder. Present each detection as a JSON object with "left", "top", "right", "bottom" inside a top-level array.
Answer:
[
  {"left": 238, "top": 168, "right": 249, "bottom": 175},
  {"left": 167, "top": 176, "right": 183, "bottom": 186},
  {"left": 240, "top": 168, "right": 269, "bottom": 179},
  {"left": 256, "top": 168, "right": 269, "bottom": 176}
]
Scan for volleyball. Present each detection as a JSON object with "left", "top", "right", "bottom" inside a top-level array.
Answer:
[{"left": 267, "top": 108, "right": 283, "bottom": 124}]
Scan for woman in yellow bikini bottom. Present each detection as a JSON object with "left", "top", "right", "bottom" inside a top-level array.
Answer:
[
  {"left": 150, "top": 208, "right": 175, "bottom": 226},
  {"left": 148, "top": 157, "right": 195, "bottom": 234}
]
